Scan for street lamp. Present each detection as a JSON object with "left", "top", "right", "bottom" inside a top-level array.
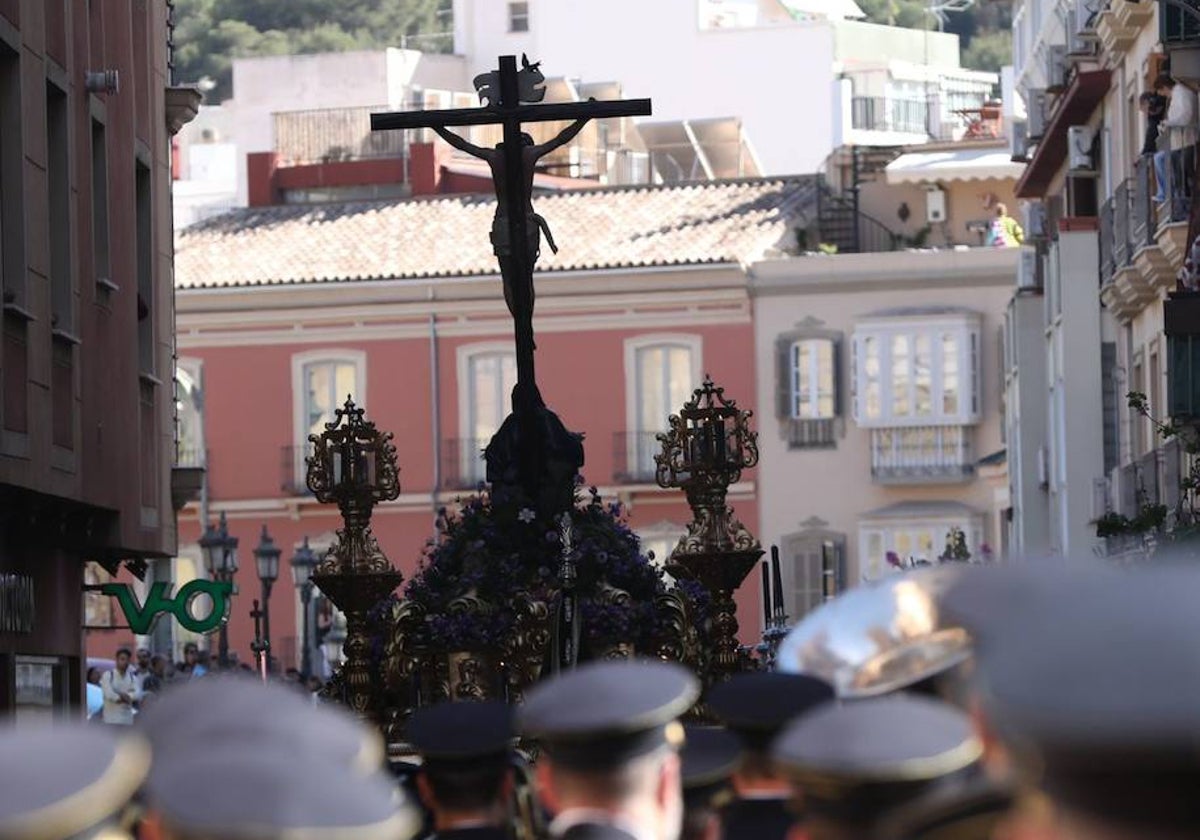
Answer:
[
  {"left": 198, "top": 511, "right": 238, "bottom": 668},
  {"left": 290, "top": 536, "right": 318, "bottom": 678},
  {"left": 252, "top": 525, "right": 281, "bottom": 673}
]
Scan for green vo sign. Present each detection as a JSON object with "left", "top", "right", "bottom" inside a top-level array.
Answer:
[{"left": 101, "top": 580, "right": 233, "bottom": 635}]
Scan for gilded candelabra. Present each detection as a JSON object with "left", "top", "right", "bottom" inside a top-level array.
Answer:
[
  {"left": 307, "top": 396, "right": 403, "bottom": 720},
  {"left": 656, "top": 376, "right": 762, "bottom": 684}
]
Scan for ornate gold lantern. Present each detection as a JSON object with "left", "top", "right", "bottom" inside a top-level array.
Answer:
[
  {"left": 656, "top": 377, "right": 762, "bottom": 682},
  {"left": 307, "top": 397, "right": 403, "bottom": 719}
]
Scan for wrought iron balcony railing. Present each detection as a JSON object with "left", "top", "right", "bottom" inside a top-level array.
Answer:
[
  {"left": 613, "top": 431, "right": 665, "bottom": 484},
  {"left": 851, "top": 97, "right": 930, "bottom": 135},
  {"left": 280, "top": 445, "right": 313, "bottom": 496},
  {"left": 1099, "top": 194, "right": 1115, "bottom": 286},
  {"left": 439, "top": 438, "right": 490, "bottom": 492},
  {"left": 785, "top": 417, "right": 838, "bottom": 450},
  {"left": 1158, "top": 144, "right": 1195, "bottom": 225},
  {"left": 175, "top": 446, "right": 206, "bottom": 468},
  {"left": 870, "top": 426, "right": 973, "bottom": 484}
]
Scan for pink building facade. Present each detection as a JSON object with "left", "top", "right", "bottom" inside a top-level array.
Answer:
[{"left": 128, "top": 178, "right": 809, "bottom": 670}]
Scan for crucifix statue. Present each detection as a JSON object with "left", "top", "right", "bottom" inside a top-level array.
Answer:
[{"left": 372, "top": 56, "right": 651, "bottom": 514}]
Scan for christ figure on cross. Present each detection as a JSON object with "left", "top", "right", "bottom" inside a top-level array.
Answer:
[{"left": 431, "top": 116, "right": 589, "bottom": 347}]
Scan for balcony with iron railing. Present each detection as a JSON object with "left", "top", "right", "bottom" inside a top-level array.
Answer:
[
  {"left": 869, "top": 426, "right": 974, "bottom": 484},
  {"left": 613, "top": 431, "right": 664, "bottom": 484},
  {"left": 439, "top": 438, "right": 490, "bottom": 492},
  {"left": 848, "top": 96, "right": 1002, "bottom": 142},
  {"left": 1099, "top": 154, "right": 1183, "bottom": 287},
  {"left": 280, "top": 445, "right": 312, "bottom": 496}
]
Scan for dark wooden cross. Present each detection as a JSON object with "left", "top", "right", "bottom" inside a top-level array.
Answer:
[{"left": 370, "top": 55, "right": 651, "bottom": 397}]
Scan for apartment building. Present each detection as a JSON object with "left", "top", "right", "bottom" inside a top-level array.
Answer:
[
  {"left": 0, "top": 0, "right": 196, "bottom": 717},
  {"left": 1005, "top": 0, "right": 1199, "bottom": 559}
]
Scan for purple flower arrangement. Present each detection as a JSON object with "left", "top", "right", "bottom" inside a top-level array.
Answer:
[{"left": 398, "top": 485, "right": 669, "bottom": 653}]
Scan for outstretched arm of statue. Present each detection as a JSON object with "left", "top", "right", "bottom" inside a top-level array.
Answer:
[
  {"left": 532, "top": 101, "right": 595, "bottom": 158},
  {"left": 431, "top": 125, "right": 491, "bottom": 159}
]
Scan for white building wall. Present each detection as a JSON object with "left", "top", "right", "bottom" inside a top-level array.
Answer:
[
  {"left": 453, "top": 0, "right": 838, "bottom": 174},
  {"left": 226, "top": 49, "right": 471, "bottom": 205},
  {"left": 1049, "top": 230, "right": 1106, "bottom": 557},
  {"left": 1005, "top": 291, "right": 1051, "bottom": 556}
]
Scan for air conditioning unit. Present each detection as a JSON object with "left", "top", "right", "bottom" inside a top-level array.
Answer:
[
  {"left": 1022, "top": 201, "right": 1047, "bottom": 239},
  {"left": 1068, "top": 125, "right": 1095, "bottom": 170},
  {"left": 1046, "top": 45, "right": 1069, "bottom": 92},
  {"left": 1017, "top": 246, "right": 1041, "bottom": 290},
  {"left": 1011, "top": 119, "right": 1030, "bottom": 162},
  {"left": 925, "top": 186, "right": 947, "bottom": 223},
  {"left": 1027, "top": 89, "right": 1048, "bottom": 140},
  {"left": 1036, "top": 445, "right": 1050, "bottom": 488}
]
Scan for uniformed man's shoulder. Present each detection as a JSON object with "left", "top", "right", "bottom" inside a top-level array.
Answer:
[
  {"left": 556, "top": 824, "right": 641, "bottom": 840},
  {"left": 721, "top": 797, "right": 794, "bottom": 840}
]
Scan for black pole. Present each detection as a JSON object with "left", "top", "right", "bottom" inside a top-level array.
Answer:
[
  {"left": 217, "top": 576, "right": 230, "bottom": 669},
  {"left": 261, "top": 578, "right": 274, "bottom": 673},
  {"left": 300, "top": 583, "right": 312, "bottom": 678}
]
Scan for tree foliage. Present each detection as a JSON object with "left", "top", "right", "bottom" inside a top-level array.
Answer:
[
  {"left": 855, "top": 0, "right": 1014, "bottom": 73},
  {"left": 172, "top": 0, "right": 453, "bottom": 101},
  {"left": 961, "top": 30, "right": 1013, "bottom": 74}
]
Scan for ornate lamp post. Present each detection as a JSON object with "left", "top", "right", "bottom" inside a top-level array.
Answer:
[
  {"left": 290, "top": 536, "right": 318, "bottom": 678},
  {"left": 656, "top": 376, "right": 762, "bottom": 684},
  {"left": 252, "top": 525, "right": 281, "bottom": 672},
  {"left": 198, "top": 511, "right": 238, "bottom": 668},
  {"left": 306, "top": 397, "right": 403, "bottom": 719}
]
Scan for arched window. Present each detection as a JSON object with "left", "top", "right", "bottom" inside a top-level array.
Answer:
[
  {"left": 622, "top": 335, "right": 702, "bottom": 482},
  {"left": 290, "top": 351, "right": 366, "bottom": 492},
  {"left": 175, "top": 360, "right": 205, "bottom": 468},
  {"left": 456, "top": 344, "right": 517, "bottom": 488}
]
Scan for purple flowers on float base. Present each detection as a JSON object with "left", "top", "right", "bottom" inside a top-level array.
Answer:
[{"left": 373, "top": 482, "right": 712, "bottom": 654}]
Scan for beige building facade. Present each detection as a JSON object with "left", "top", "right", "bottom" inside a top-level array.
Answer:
[{"left": 751, "top": 245, "right": 1018, "bottom": 620}]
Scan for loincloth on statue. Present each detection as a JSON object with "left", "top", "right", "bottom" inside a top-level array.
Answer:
[{"left": 490, "top": 212, "right": 558, "bottom": 259}]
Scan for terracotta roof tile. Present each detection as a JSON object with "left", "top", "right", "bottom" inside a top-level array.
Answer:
[{"left": 174, "top": 177, "right": 817, "bottom": 289}]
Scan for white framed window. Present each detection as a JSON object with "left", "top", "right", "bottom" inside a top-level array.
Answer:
[
  {"left": 290, "top": 350, "right": 366, "bottom": 489},
  {"left": 508, "top": 1, "right": 530, "bottom": 32},
  {"left": 175, "top": 359, "right": 205, "bottom": 468},
  {"left": 851, "top": 312, "right": 982, "bottom": 427},
  {"left": 857, "top": 511, "right": 983, "bottom": 581},
  {"left": 779, "top": 530, "right": 846, "bottom": 622},
  {"left": 776, "top": 326, "right": 841, "bottom": 449},
  {"left": 624, "top": 335, "right": 702, "bottom": 480},
  {"left": 637, "top": 520, "right": 687, "bottom": 572},
  {"left": 457, "top": 342, "right": 517, "bottom": 487},
  {"left": 791, "top": 339, "right": 835, "bottom": 419}
]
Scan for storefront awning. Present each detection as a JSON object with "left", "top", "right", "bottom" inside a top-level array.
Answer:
[{"left": 885, "top": 146, "right": 1026, "bottom": 185}]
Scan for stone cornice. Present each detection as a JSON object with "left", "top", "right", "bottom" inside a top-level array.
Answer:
[{"left": 748, "top": 248, "right": 1020, "bottom": 296}]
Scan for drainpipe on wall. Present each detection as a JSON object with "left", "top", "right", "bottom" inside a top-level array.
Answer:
[{"left": 429, "top": 304, "right": 442, "bottom": 536}]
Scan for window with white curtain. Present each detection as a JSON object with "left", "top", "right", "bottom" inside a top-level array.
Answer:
[
  {"left": 851, "top": 313, "right": 982, "bottom": 427},
  {"left": 626, "top": 337, "right": 700, "bottom": 478},
  {"left": 791, "top": 339, "right": 835, "bottom": 419},
  {"left": 291, "top": 351, "right": 366, "bottom": 490}
]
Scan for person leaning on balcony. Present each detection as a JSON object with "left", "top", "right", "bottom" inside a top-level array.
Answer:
[
  {"left": 1153, "top": 74, "right": 1198, "bottom": 203},
  {"left": 986, "top": 204, "right": 1024, "bottom": 248},
  {"left": 1140, "top": 90, "right": 1167, "bottom": 156}
]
